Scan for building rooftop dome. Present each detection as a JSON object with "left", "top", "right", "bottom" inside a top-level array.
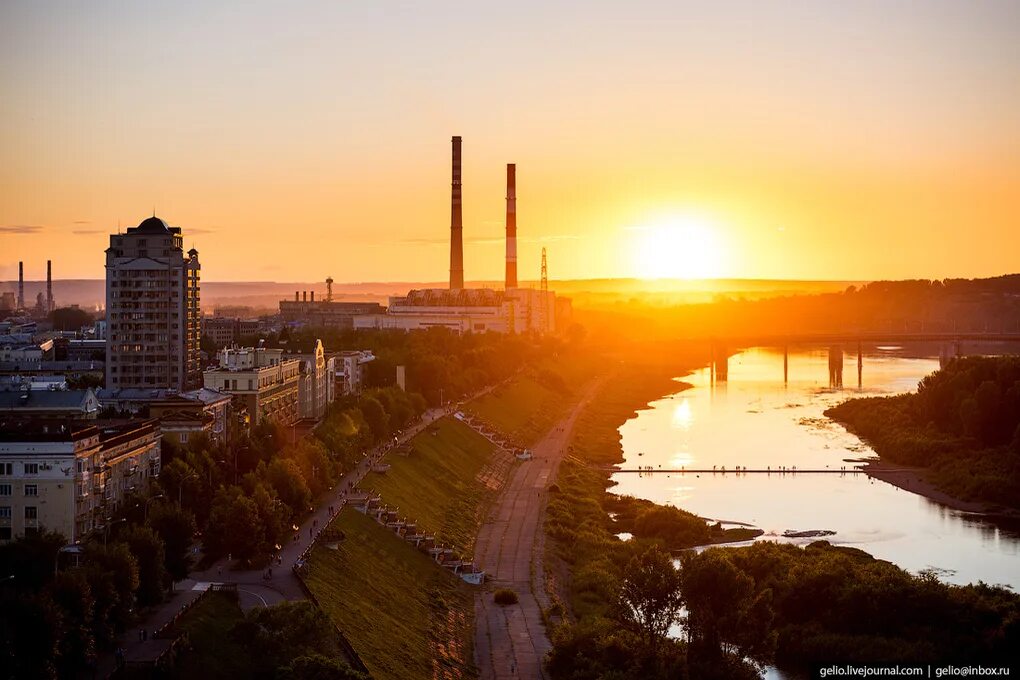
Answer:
[{"left": 134, "top": 216, "right": 171, "bottom": 234}]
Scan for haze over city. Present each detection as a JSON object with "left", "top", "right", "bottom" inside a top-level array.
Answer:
[
  {"left": 3, "top": 0, "right": 1020, "bottom": 283},
  {"left": 3, "top": 3, "right": 1020, "bottom": 680}
]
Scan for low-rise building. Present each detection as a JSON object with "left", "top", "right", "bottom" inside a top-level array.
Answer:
[
  {"left": 203, "top": 347, "right": 300, "bottom": 427},
  {"left": 0, "top": 419, "right": 161, "bottom": 542},
  {"left": 96, "top": 387, "right": 233, "bottom": 445}
]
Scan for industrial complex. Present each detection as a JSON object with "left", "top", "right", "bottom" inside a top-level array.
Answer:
[{"left": 283, "top": 136, "right": 570, "bottom": 334}]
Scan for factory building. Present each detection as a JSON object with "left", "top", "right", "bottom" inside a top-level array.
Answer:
[{"left": 355, "top": 137, "right": 565, "bottom": 335}]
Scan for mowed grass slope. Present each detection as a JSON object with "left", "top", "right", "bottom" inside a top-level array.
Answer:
[
  {"left": 362, "top": 416, "right": 495, "bottom": 551},
  {"left": 465, "top": 357, "right": 597, "bottom": 446},
  {"left": 170, "top": 591, "right": 251, "bottom": 679},
  {"left": 306, "top": 508, "right": 475, "bottom": 680}
]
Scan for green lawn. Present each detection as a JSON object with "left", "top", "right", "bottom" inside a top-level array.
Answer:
[
  {"left": 305, "top": 508, "right": 476, "bottom": 680},
  {"left": 170, "top": 590, "right": 251, "bottom": 679},
  {"left": 465, "top": 357, "right": 596, "bottom": 446},
  {"left": 361, "top": 417, "right": 497, "bottom": 552}
]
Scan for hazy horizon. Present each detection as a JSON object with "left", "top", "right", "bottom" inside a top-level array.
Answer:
[{"left": 3, "top": 1, "right": 1019, "bottom": 283}]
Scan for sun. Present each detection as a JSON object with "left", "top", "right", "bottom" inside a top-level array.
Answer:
[{"left": 631, "top": 215, "right": 726, "bottom": 279}]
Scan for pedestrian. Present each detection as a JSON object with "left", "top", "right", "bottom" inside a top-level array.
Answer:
[
  {"left": 217, "top": 565, "right": 222, "bottom": 577},
  {"left": 308, "top": 527, "right": 312, "bottom": 538},
  {"left": 138, "top": 628, "right": 144, "bottom": 642},
  {"left": 143, "top": 629, "right": 148, "bottom": 642},
  {"left": 268, "top": 567, "right": 272, "bottom": 578}
]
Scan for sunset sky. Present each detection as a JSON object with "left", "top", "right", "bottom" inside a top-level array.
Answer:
[{"left": 1, "top": 1, "right": 1018, "bottom": 284}]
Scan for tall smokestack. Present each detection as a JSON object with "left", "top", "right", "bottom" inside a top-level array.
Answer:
[
  {"left": 505, "top": 164, "right": 517, "bottom": 289},
  {"left": 46, "top": 260, "right": 53, "bottom": 313},
  {"left": 449, "top": 136, "right": 464, "bottom": 289},
  {"left": 18, "top": 262, "right": 24, "bottom": 310}
]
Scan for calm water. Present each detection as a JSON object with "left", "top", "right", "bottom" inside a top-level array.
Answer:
[{"left": 613, "top": 346, "right": 1020, "bottom": 590}]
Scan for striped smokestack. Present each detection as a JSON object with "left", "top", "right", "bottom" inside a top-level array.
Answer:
[
  {"left": 505, "top": 163, "right": 517, "bottom": 289},
  {"left": 449, "top": 136, "right": 464, "bottom": 289},
  {"left": 47, "top": 260, "right": 53, "bottom": 313},
  {"left": 18, "top": 262, "right": 24, "bottom": 310}
]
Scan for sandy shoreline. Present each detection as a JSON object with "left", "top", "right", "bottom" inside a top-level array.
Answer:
[{"left": 861, "top": 460, "right": 1018, "bottom": 517}]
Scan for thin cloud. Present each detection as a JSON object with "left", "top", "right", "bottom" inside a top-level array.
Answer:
[
  {"left": 188, "top": 228, "right": 215, "bottom": 235},
  {"left": 72, "top": 220, "right": 92, "bottom": 225},
  {"left": 72, "top": 229, "right": 104, "bottom": 235},
  {"left": 0, "top": 225, "right": 43, "bottom": 234}
]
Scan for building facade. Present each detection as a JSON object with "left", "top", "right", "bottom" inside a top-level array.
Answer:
[
  {"left": 105, "top": 216, "right": 202, "bottom": 391},
  {"left": 203, "top": 347, "right": 300, "bottom": 427},
  {"left": 0, "top": 419, "right": 161, "bottom": 543},
  {"left": 337, "top": 350, "right": 375, "bottom": 396},
  {"left": 294, "top": 340, "right": 335, "bottom": 421}
]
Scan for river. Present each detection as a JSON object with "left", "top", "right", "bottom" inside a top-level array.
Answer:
[{"left": 612, "top": 345, "right": 1020, "bottom": 590}]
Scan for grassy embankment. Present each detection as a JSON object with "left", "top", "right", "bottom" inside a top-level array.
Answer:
[
  {"left": 305, "top": 509, "right": 476, "bottom": 680},
  {"left": 360, "top": 417, "right": 501, "bottom": 552},
  {"left": 465, "top": 356, "right": 598, "bottom": 446},
  {"left": 303, "top": 356, "right": 600, "bottom": 680}
]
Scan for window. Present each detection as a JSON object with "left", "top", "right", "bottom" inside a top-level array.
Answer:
[
  {"left": 0, "top": 484, "right": 10, "bottom": 496},
  {"left": 24, "top": 506, "right": 37, "bottom": 519},
  {"left": 179, "top": 432, "right": 189, "bottom": 443},
  {"left": 0, "top": 463, "right": 11, "bottom": 475},
  {"left": 0, "top": 506, "right": 10, "bottom": 518},
  {"left": 24, "top": 463, "right": 38, "bottom": 475},
  {"left": 25, "top": 485, "right": 37, "bottom": 497}
]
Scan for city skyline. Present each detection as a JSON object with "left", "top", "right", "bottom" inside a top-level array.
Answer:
[{"left": 2, "top": 1, "right": 1019, "bottom": 284}]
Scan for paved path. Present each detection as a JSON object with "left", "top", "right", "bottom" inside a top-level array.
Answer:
[{"left": 473, "top": 380, "right": 603, "bottom": 680}]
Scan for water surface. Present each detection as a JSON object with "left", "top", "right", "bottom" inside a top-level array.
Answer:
[{"left": 613, "top": 346, "right": 1020, "bottom": 589}]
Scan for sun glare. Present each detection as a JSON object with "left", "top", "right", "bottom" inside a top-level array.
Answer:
[{"left": 631, "top": 216, "right": 725, "bottom": 279}]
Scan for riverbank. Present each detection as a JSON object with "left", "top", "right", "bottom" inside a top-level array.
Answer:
[{"left": 861, "top": 460, "right": 1018, "bottom": 516}]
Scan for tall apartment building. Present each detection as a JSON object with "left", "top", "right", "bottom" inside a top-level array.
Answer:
[
  {"left": 105, "top": 216, "right": 201, "bottom": 391},
  {"left": 203, "top": 347, "right": 300, "bottom": 427}
]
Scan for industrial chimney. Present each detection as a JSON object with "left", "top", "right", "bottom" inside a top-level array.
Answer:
[
  {"left": 505, "top": 164, "right": 517, "bottom": 289},
  {"left": 17, "top": 262, "right": 24, "bottom": 310},
  {"left": 46, "top": 260, "right": 53, "bottom": 313},
  {"left": 449, "top": 136, "right": 464, "bottom": 289}
]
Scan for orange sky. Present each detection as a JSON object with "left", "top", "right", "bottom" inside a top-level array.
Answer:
[{"left": 1, "top": 1, "right": 1018, "bottom": 283}]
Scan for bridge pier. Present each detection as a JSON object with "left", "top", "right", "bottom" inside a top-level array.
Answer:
[
  {"left": 783, "top": 345, "right": 788, "bottom": 384},
  {"left": 828, "top": 345, "right": 843, "bottom": 388},
  {"left": 939, "top": 340, "right": 963, "bottom": 368},
  {"left": 715, "top": 343, "right": 728, "bottom": 382},
  {"left": 857, "top": 341, "right": 862, "bottom": 390}
]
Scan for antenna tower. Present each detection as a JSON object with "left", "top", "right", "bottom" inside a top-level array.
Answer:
[{"left": 326, "top": 277, "right": 334, "bottom": 303}]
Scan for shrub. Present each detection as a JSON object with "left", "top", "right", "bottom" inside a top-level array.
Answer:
[{"left": 494, "top": 589, "right": 519, "bottom": 606}]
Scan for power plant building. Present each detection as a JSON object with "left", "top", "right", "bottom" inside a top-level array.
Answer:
[
  {"left": 354, "top": 137, "right": 566, "bottom": 335},
  {"left": 105, "top": 216, "right": 202, "bottom": 391}
]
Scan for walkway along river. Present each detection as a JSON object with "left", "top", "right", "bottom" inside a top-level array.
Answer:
[{"left": 611, "top": 345, "right": 1020, "bottom": 589}]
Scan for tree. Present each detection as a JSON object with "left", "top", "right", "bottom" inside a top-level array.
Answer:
[
  {"left": 0, "top": 593, "right": 65, "bottom": 680},
  {"left": 205, "top": 487, "right": 262, "bottom": 560},
  {"left": 148, "top": 504, "right": 197, "bottom": 583},
  {"left": 619, "top": 546, "right": 684, "bottom": 653},
  {"left": 83, "top": 542, "right": 139, "bottom": 629},
  {"left": 278, "top": 654, "right": 369, "bottom": 680},
  {"left": 681, "top": 549, "right": 774, "bottom": 668},
  {"left": 359, "top": 396, "right": 389, "bottom": 441},
  {"left": 120, "top": 526, "right": 168, "bottom": 605},
  {"left": 230, "top": 601, "right": 338, "bottom": 671},
  {"left": 267, "top": 458, "right": 311, "bottom": 517},
  {"left": 49, "top": 570, "right": 96, "bottom": 675}
]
